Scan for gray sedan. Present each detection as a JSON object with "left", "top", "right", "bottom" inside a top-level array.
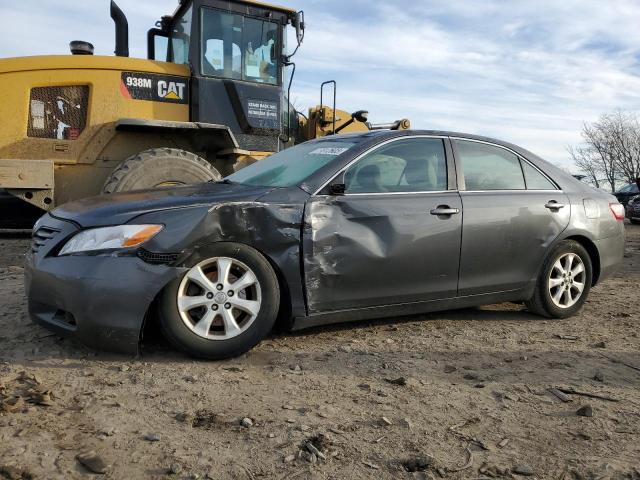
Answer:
[{"left": 26, "top": 131, "right": 626, "bottom": 359}]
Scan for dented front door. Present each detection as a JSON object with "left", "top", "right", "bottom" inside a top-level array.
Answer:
[{"left": 302, "top": 193, "right": 463, "bottom": 313}]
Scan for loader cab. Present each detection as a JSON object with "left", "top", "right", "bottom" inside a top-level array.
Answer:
[{"left": 148, "top": 0, "right": 300, "bottom": 154}]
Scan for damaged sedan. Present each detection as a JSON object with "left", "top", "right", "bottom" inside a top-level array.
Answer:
[{"left": 25, "top": 131, "right": 626, "bottom": 359}]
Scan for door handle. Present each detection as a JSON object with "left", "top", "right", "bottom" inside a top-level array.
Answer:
[
  {"left": 545, "top": 201, "right": 566, "bottom": 211},
  {"left": 430, "top": 206, "right": 461, "bottom": 216}
]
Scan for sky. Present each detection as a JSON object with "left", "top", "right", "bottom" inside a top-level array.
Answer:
[{"left": 3, "top": 0, "right": 640, "bottom": 171}]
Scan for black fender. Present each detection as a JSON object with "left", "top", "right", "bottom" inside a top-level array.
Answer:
[{"left": 115, "top": 118, "right": 239, "bottom": 153}]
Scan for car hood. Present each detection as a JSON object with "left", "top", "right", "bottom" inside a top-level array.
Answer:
[{"left": 51, "top": 182, "right": 275, "bottom": 227}]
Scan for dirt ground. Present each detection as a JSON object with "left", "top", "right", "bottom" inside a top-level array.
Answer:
[{"left": 0, "top": 225, "right": 638, "bottom": 480}]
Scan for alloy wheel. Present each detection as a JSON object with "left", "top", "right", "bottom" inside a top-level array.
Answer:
[
  {"left": 177, "top": 257, "right": 262, "bottom": 340},
  {"left": 548, "top": 253, "right": 586, "bottom": 309}
]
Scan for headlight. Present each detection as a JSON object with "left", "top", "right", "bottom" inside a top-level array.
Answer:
[
  {"left": 630, "top": 195, "right": 640, "bottom": 204},
  {"left": 59, "top": 225, "right": 163, "bottom": 256}
]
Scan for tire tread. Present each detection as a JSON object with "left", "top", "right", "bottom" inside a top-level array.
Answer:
[{"left": 102, "top": 148, "right": 220, "bottom": 194}]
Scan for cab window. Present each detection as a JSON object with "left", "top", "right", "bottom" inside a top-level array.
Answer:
[
  {"left": 201, "top": 8, "right": 279, "bottom": 85},
  {"left": 170, "top": 5, "right": 193, "bottom": 65},
  {"left": 345, "top": 138, "right": 448, "bottom": 194}
]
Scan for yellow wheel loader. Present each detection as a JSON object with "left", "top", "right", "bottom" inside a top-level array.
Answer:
[{"left": 0, "top": 0, "right": 409, "bottom": 222}]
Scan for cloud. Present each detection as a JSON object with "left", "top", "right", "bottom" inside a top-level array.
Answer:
[
  {"left": 1, "top": 0, "right": 177, "bottom": 58},
  {"left": 3, "top": 0, "right": 640, "bottom": 170},
  {"left": 285, "top": 0, "right": 640, "bottom": 169}
]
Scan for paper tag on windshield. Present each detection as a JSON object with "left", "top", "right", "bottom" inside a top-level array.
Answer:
[{"left": 309, "top": 147, "right": 350, "bottom": 156}]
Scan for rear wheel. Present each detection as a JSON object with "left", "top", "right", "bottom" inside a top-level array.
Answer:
[
  {"left": 525, "top": 240, "right": 592, "bottom": 319},
  {"left": 102, "top": 148, "right": 221, "bottom": 194},
  {"left": 631, "top": 219, "right": 640, "bottom": 225},
  {"left": 159, "top": 243, "right": 280, "bottom": 359}
]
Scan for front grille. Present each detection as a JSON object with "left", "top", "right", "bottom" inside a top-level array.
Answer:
[
  {"left": 137, "top": 249, "right": 179, "bottom": 265},
  {"left": 27, "top": 85, "right": 90, "bottom": 140},
  {"left": 32, "top": 227, "right": 61, "bottom": 254}
]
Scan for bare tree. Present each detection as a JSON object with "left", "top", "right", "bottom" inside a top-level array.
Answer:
[
  {"left": 581, "top": 120, "right": 618, "bottom": 192},
  {"left": 570, "top": 110, "right": 640, "bottom": 192},
  {"left": 567, "top": 145, "right": 600, "bottom": 188},
  {"left": 600, "top": 111, "right": 640, "bottom": 183}
]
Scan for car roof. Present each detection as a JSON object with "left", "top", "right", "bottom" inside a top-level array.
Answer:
[
  {"left": 319, "top": 129, "right": 523, "bottom": 150},
  {"left": 317, "top": 129, "right": 547, "bottom": 163}
]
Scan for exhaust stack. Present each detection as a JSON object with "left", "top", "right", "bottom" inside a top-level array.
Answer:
[{"left": 110, "top": 0, "right": 129, "bottom": 57}]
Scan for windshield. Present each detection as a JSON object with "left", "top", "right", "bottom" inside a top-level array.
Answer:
[
  {"left": 618, "top": 183, "right": 639, "bottom": 194},
  {"left": 201, "top": 8, "right": 280, "bottom": 85},
  {"left": 227, "top": 141, "right": 358, "bottom": 187}
]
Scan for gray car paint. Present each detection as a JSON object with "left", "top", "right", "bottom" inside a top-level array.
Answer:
[
  {"left": 457, "top": 190, "right": 571, "bottom": 296},
  {"left": 304, "top": 191, "right": 464, "bottom": 312},
  {"left": 24, "top": 130, "right": 625, "bottom": 355}
]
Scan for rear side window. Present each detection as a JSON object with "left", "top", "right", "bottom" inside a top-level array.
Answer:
[
  {"left": 345, "top": 138, "right": 447, "bottom": 194},
  {"left": 455, "top": 140, "right": 525, "bottom": 191},
  {"left": 521, "top": 160, "right": 557, "bottom": 190}
]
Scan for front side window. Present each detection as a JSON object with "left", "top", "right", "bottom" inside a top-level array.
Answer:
[
  {"left": 345, "top": 138, "right": 448, "bottom": 194},
  {"left": 201, "top": 8, "right": 279, "bottom": 85},
  {"left": 170, "top": 5, "right": 193, "bottom": 64},
  {"left": 455, "top": 140, "right": 525, "bottom": 191}
]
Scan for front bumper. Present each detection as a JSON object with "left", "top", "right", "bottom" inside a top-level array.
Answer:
[{"left": 25, "top": 215, "right": 182, "bottom": 355}]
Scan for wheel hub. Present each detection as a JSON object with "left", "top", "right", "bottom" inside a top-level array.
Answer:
[
  {"left": 214, "top": 292, "right": 228, "bottom": 304},
  {"left": 176, "top": 257, "right": 262, "bottom": 341},
  {"left": 548, "top": 252, "right": 586, "bottom": 309}
]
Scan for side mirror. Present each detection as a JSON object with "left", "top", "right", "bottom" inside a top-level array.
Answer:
[{"left": 329, "top": 183, "right": 346, "bottom": 196}]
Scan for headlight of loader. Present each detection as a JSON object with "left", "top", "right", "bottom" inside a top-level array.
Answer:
[{"left": 59, "top": 225, "right": 163, "bottom": 256}]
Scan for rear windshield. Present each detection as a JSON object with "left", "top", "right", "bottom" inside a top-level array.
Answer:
[{"left": 227, "top": 141, "right": 358, "bottom": 187}]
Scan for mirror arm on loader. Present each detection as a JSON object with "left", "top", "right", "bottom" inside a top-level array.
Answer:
[
  {"left": 320, "top": 81, "right": 337, "bottom": 135},
  {"left": 282, "top": 11, "right": 305, "bottom": 144}
]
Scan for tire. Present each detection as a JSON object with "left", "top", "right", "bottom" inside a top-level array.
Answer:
[
  {"left": 631, "top": 219, "right": 640, "bottom": 225},
  {"left": 525, "top": 240, "right": 593, "bottom": 319},
  {"left": 159, "top": 243, "right": 280, "bottom": 359},
  {"left": 102, "top": 148, "right": 221, "bottom": 194}
]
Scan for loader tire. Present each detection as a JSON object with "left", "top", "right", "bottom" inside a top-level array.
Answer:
[{"left": 102, "top": 148, "right": 222, "bottom": 194}]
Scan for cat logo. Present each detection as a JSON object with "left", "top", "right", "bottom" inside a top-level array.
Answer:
[
  {"left": 158, "top": 80, "right": 186, "bottom": 101},
  {"left": 121, "top": 72, "right": 189, "bottom": 104}
]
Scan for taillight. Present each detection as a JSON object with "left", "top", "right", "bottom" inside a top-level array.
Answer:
[{"left": 610, "top": 203, "right": 625, "bottom": 221}]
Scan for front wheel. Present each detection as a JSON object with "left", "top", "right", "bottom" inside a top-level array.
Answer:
[
  {"left": 159, "top": 243, "right": 280, "bottom": 359},
  {"left": 102, "top": 148, "right": 221, "bottom": 194},
  {"left": 525, "top": 240, "right": 593, "bottom": 319}
]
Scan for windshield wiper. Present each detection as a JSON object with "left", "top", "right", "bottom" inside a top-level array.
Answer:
[{"left": 210, "top": 179, "right": 237, "bottom": 185}]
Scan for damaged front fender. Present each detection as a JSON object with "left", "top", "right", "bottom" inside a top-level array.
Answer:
[{"left": 136, "top": 188, "right": 309, "bottom": 320}]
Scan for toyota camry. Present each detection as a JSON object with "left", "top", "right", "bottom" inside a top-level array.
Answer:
[{"left": 25, "top": 130, "right": 626, "bottom": 359}]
